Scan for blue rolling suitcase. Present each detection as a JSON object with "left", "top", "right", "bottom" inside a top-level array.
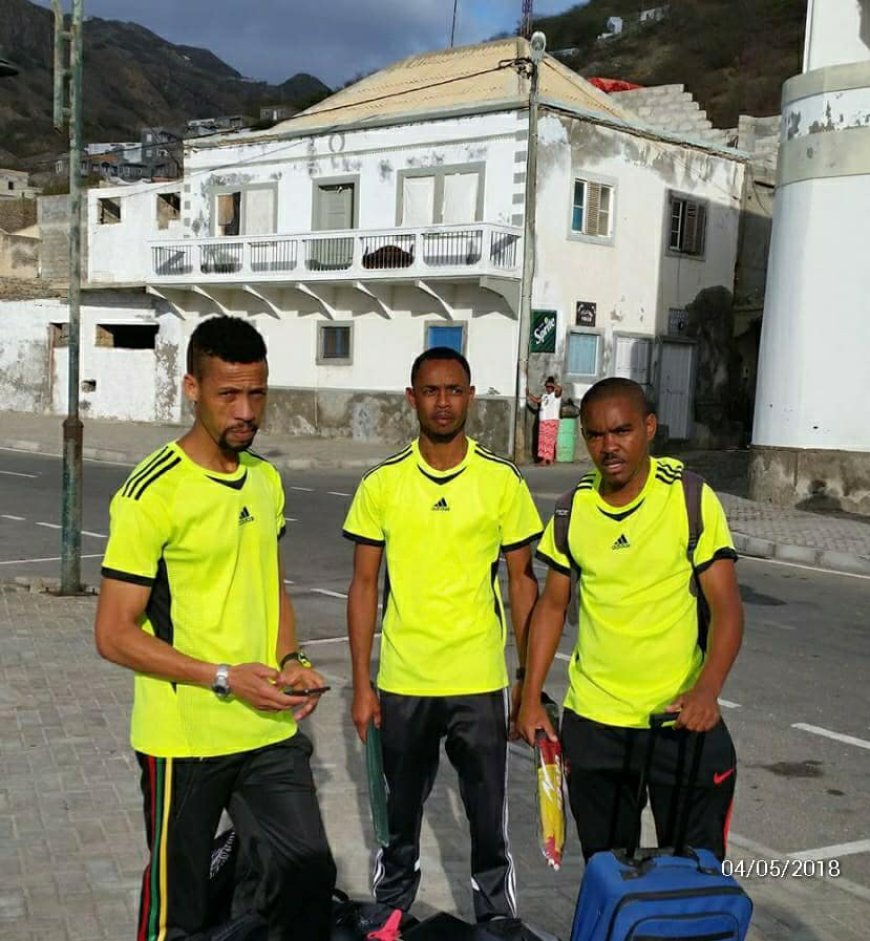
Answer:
[{"left": 569, "top": 715, "right": 752, "bottom": 941}]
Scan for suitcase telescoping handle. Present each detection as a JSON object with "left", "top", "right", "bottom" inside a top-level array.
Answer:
[{"left": 627, "top": 711, "right": 706, "bottom": 860}]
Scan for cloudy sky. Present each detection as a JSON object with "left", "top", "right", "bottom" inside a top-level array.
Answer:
[{"left": 35, "top": 0, "right": 581, "bottom": 88}]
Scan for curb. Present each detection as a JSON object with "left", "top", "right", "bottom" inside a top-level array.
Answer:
[{"left": 732, "top": 531, "right": 870, "bottom": 577}]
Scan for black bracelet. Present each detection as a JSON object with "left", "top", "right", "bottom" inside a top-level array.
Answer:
[
  {"left": 280, "top": 650, "right": 312, "bottom": 670},
  {"left": 515, "top": 666, "right": 526, "bottom": 681}
]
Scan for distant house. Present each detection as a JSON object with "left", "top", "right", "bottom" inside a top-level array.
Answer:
[
  {"left": 259, "top": 104, "right": 299, "bottom": 124},
  {"left": 0, "top": 169, "right": 39, "bottom": 200},
  {"left": 41, "top": 37, "right": 747, "bottom": 450},
  {"left": 185, "top": 115, "right": 251, "bottom": 139}
]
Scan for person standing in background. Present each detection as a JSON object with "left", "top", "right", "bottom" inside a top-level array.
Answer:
[{"left": 527, "top": 377, "right": 562, "bottom": 465}]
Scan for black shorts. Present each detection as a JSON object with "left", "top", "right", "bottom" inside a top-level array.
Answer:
[{"left": 560, "top": 710, "right": 737, "bottom": 862}]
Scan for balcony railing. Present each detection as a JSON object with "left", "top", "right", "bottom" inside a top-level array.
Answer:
[{"left": 148, "top": 223, "right": 521, "bottom": 284}]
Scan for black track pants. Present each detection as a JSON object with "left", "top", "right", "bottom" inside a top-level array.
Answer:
[
  {"left": 136, "top": 734, "right": 336, "bottom": 941},
  {"left": 373, "top": 690, "right": 516, "bottom": 922},
  {"left": 561, "top": 710, "right": 737, "bottom": 862}
]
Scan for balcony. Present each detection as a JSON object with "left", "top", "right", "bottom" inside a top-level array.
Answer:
[{"left": 148, "top": 223, "right": 522, "bottom": 285}]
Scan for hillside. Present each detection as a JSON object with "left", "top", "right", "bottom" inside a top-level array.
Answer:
[
  {"left": 0, "top": 0, "right": 331, "bottom": 171},
  {"left": 535, "top": 0, "right": 806, "bottom": 126}
]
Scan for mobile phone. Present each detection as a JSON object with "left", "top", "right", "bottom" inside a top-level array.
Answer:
[{"left": 282, "top": 686, "right": 331, "bottom": 697}]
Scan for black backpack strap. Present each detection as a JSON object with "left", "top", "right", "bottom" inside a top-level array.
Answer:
[
  {"left": 681, "top": 469, "right": 705, "bottom": 565},
  {"left": 553, "top": 487, "right": 576, "bottom": 563},
  {"left": 681, "top": 468, "right": 711, "bottom": 653}
]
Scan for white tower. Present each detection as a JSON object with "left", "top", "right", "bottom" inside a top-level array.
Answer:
[{"left": 751, "top": 0, "right": 870, "bottom": 514}]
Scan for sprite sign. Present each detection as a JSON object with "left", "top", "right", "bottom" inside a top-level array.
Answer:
[{"left": 530, "top": 309, "right": 557, "bottom": 354}]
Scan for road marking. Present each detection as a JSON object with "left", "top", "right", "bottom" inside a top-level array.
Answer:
[
  {"left": 719, "top": 699, "right": 742, "bottom": 709},
  {"left": 0, "top": 553, "right": 103, "bottom": 566},
  {"left": 311, "top": 588, "right": 348, "bottom": 600},
  {"left": 81, "top": 531, "right": 107, "bottom": 539},
  {"left": 555, "top": 651, "right": 571, "bottom": 662},
  {"left": 0, "top": 470, "right": 37, "bottom": 478},
  {"left": 2, "top": 514, "right": 25, "bottom": 521},
  {"left": 290, "top": 486, "right": 314, "bottom": 492},
  {"left": 792, "top": 722, "right": 870, "bottom": 751},
  {"left": 741, "top": 555, "right": 870, "bottom": 581},
  {"left": 283, "top": 579, "right": 295, "bottom": 585},
  {"left": 36, "top": 522, "right": 61, "bottom": 530},
  {"left": 328, "top": 491, "right": 351, "bottom": 497},
  {"left": 285, "top": 518, "right": 298, "bottom": 523},
  {"left": 789, "top": 839, "right": 870, "bottom": 862}
]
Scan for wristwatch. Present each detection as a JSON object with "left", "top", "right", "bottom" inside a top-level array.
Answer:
[
  {"left": 212, "top": 663, "right": 231, "bottom": 699},
  {"left": 280, "top": 650, "right": 313, "bottom": 670}
]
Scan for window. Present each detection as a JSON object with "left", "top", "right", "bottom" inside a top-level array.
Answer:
[
  {"left": 317, "top": 323, "right": 353, "bottom": 365},
  {"left": 566, "top": 331, "right": 600, "bottom": 377},
  {"left": 614, "top": 335, "right": 652, "bottom": 385},
  {"left": 571, "top": 180, "right": 612, "bottom": 238},
  {"left": 156, "top": 192, "right": 181, "bottom": 230},
  {"left": 216, "top": 192, "right": 241, "bottom": 236},
  {"left": 95, "top": 324, "right": 158, "bottom": 349},
  {"left": 398, "top": 165, "right": 484, "bottom": 226},
  {"left": 50, "top": 322, "right": 70, "bottom": 347},
  {"left": 98, "top": 197, "right": 122, "bottom": 225},
  {"left": 669, "top": 196, "right": 707, "bottom": 256},
  {"left": 668, "top": 307, "right": 689, "bottom": 336},
  {"left": 426, "top": 324, "right": 465, "bottom": 353}
]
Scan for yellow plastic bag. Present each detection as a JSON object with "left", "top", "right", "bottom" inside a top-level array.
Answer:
[{"left": 534, "top": 730, "right": 566, "bottom": 870}]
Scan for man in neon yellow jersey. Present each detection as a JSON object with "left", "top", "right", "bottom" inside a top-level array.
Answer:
[
  {"left": 344, "top": 348, "right": 542, "bottom": 940},
  {"left": 519, "top": 378, "right": 744, "bottom": 863},
  {"left": 95, "top": 315, "right": 335, "bottom": 940}
]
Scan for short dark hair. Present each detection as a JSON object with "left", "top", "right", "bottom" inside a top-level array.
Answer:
[
  {"left": 186, "top": 315, "right": 267, "bottom": 378},
  {"left": 410, "top": 347, "right": 472, "bottom": 385},
  {"left": 580, "top": 377, "right": 652, "bottom": 420},
  {"left": 545, "top": 375, "right": 556, "bottom": 384}
]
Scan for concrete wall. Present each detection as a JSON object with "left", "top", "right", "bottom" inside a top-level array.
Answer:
[
  {"left": 0, "top": 197, "right": 38, "bottom": 234},
  {"left": 0, "top": 291, "right": 182, "bottom": 422},
  {"left": 87, "top": 182, "right": 183, "bottom": 284},
  {"left": 805, "top": 0, "right": 870, "bottom": 71},
  {"left": 0, "top": 232, "right": 39, "bottom": 279},
  {"left": 37, "top": 195, "right": 88, "bottom": 282},
  {"left": 531, "top": 112, "right": 744, "bottom": 403},
  {"left": 266, "top": 387, "right": 510, "bottom": 450}
]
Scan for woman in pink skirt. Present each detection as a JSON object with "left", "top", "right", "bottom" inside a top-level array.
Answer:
[{"left": 528, "top": 376, "right": 562, "bottom": 464}]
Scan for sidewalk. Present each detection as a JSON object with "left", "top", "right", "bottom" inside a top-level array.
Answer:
[
  {"left": 1, "top": 582, "right": 867, "bottom": 940},
  {"left": 3, "top": 410, "right": 870, "bottom": 576}
]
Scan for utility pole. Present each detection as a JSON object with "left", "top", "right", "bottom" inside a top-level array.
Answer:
[
  {"left": 53, "top": 0, "right": 84, "bottom": 595},
  {"left": 511, "top": 31, "right": 546, "bottom": 464},
  {"left": 521, "top": 0, "right": 534, "bottom": 39},
  {"left": 450, "top": 0, "right": 459, "bottom": 47}
]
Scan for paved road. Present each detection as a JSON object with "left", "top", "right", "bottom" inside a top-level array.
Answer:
[{"left": 2, "top": 447, "right": 870, "bottom": 920}]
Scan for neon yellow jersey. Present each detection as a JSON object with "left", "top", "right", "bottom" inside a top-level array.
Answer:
[
  {"left": 343, "top": 438, "right": 543, "bottom": 696},
  {"left": 101, "top": 442, "right": 295, "bottom": 758},
  {"left": 536, "top": 458, "right": 737, "bottom": 728}
]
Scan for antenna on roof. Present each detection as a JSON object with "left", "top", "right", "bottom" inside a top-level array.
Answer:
[
  {"left": 450, "top": 0, "right": 459, "bottom": 47},
  {"left": 521, "top": 0, "right": 534, "bottom": 39}
]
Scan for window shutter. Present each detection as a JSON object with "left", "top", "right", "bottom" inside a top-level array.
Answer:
[
  {"left": 586, "top": 182, "right": 602, "bottom": 236},
  {"left": 695, "top": 203, "right": 707, "bottom": 255},
  {"left": 683, "top": 201, "right": 699, "bottom": 253}
]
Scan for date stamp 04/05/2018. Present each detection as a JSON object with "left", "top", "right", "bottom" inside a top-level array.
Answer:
[{"left": 722, "top": 858, "right": 841, "bottom": 879}]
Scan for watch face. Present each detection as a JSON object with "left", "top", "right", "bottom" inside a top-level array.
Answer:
[{"left": 212, "top": 666, "right": 231, "bottom": 697}]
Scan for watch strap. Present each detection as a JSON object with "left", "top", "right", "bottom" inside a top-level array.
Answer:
[{"left": 280, "top": 650, "right": 312, "bottom": 670}]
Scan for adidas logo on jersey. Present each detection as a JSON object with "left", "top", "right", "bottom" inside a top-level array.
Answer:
[
  {"left": 432, "top": 497, "right": 450, "bottom": 511},
  {"left": 238, "top": 506, "right": 255, "bottom": 525},
  {"left": 611, "top": 534, "right": 630, "bottom": 550}
]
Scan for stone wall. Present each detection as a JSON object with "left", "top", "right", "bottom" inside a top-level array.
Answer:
[{"left": 264, "top": 388, "right": 513, "bottom": 453}]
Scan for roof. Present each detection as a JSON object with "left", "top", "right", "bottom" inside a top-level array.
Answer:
[{"left": 224, "top": 38, "right": 634, "bottom": 141}]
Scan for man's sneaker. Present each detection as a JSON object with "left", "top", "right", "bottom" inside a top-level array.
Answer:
[{"left": 366, "top": 908, "right": 403, "bottom": 941}]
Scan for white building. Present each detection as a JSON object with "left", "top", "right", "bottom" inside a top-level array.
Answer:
[
  {"left": 3, "top": 38, "right": 746, "bottom": 454},
  {"left": 751, "top": 0, "right": 870, "bottom": 513}
]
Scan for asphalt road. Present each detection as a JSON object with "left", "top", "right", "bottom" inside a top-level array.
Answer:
[{"left": 1, "top": 446, "right": 869, "bottom": 896}]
